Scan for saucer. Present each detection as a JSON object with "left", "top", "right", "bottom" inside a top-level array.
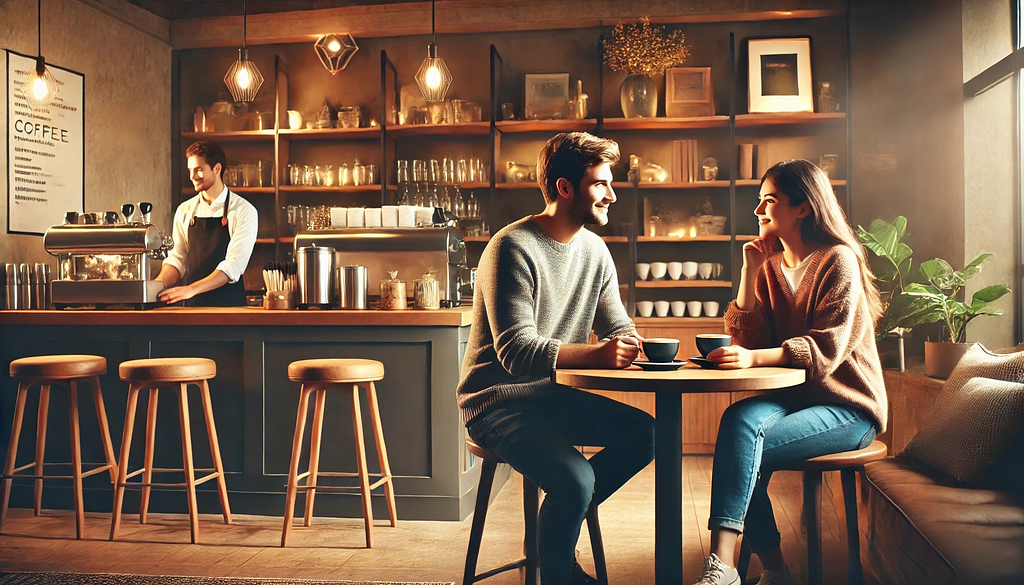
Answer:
[
  {"left": 688, "top": 356, "right": 720, "bottom": 369},
  {"left": 633, "top": 359, "right": 687, "bottom": 371}
]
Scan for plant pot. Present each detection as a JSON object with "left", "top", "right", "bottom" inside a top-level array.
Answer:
[
  {"left": 620, "top": 74, "right": 658, "bottom": 118},
  {"left": 877, "top": 332, "right": 907, "bottom": 372},
  {"left": 924, "top": 341, "right": 972, "bottom": 379}
]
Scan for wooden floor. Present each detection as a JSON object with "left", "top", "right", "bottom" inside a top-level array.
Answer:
[{"left": 0, "top": 457, "right": 857, "bottom": 584}]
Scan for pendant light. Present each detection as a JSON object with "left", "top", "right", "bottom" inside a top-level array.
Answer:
[
  {"left": 314, "top": 33, "right": 359, "bottom": 75},
  {"left": 19, "top": 0, "right": 58, "bottom": 112},
  {"left": 223, "top": 0, "right": 264, "bottom": 102},
  {"left": 414, "top": 0, "right": 452, "bottom": 102}
]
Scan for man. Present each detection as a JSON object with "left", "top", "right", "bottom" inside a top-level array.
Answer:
[
  {"left": 157, "top": 140, "right": 258, "bottom": 306},
  {"left": 457, "top": 132, "right": 655, "bottom": 584}
]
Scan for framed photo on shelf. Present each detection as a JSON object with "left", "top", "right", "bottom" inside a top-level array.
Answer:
[
  {"left": 747, "top": 38, "right": 813, "bottom": 113},
  {"left": 665, "top": 67, "right": 715, "bottom": 118},
  {"left": 524, "top": 73, "right": 570, "bottom": 120}
]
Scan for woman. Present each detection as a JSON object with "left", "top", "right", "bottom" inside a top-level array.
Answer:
[{"left": 693, "top": 159, "right": 887, "bottom": 585}]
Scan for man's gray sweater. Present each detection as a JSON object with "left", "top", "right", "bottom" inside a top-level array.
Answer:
[{"left": 457, "top": 216, "right": 634, "bottom": 425}]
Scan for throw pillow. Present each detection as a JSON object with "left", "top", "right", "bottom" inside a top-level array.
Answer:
[
  {"left": 932, "top": 343, "right": 1024, "bottom": 403},
  {"left": 900, "top": 377, "right": 1024, "bottom": 484}
]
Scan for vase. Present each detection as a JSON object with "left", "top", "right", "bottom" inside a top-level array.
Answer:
[
  {"left": 924, "top": 341, "right": 972, "bottom": 379},
  {"left": 620, "top": 74, "right": 657, "bottom": 118}
]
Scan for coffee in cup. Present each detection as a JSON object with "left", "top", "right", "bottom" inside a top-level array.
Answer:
[
  {"left": 642, "top": 338, "right": 679, "bottom": 363},
  {"left": 696, "top": 333, "right": 731, "bottom": 357}
]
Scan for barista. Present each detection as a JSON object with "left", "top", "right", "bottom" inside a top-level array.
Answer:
[{"left": 156, "top": 140, "right": 257, "bottom": 307}]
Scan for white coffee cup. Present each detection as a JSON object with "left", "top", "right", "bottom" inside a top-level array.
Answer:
[
  {"left": 681, "top": 261, "right": 699, "bottom": 280},
  {"left": 635, "top": 263, "right": 651, "bottom": 281},
  {"left": 703, "top": 300, "right": 720, "bottom": 317},
  {"left": 287, "top": 110, "right": 303, "bottom": 130},
  {"left": 650, "top": 262, "right": 668, "bottom": 280},
  {"left": 654, "top": 300, "right": 670, "bottom": 317},
  {"left": 686, "top": 300, "right": 703, "bottom": 318},
  {"left": 671, "top": 301, "right": 686, "bottom": 317},
  {"left": 636, "top": 301, "right": 654, "bottom": 318},
  {"left": 698, "top": 262, "right": 714, "bottom": 280},
  {"left": 667, "top": 262, "right": 683, "bottom": 280}
]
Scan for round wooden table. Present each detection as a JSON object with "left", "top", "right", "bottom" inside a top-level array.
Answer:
[{"left": 553, "top": 364, "right": 806, "bottom": 585}]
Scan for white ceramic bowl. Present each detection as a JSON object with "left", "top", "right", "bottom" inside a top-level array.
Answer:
[
  {"left": 635, "top": 263, "right": 651, "bottom": 281},
  {"left": 671, "top": 301, "right": 686, "bottom": 317},
  {"left": 686, "top": 300, "right": 703, "bottom": 317},
  {"left": 681, "top": 261, "right": 699, "bottom": 280},
  {"left": 698, "top": 262, "right": 714, "bottom": 280},
  {"left": 667, "top": 262, "right": 683, "bottom": 280},
  {"left": 703, "top": 300, "right": 720, "bottom": 317},
  {"left": 636, "top": 301, "right": 654, "bottom": 318},
  {"left": 654, "top": 300, "right": 670, "bottom": 317},
  {"left": 650, "top": 262, "right": 668, "bottom": 280}
]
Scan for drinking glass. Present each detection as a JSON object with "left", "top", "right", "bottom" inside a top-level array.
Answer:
[
  {"left": 457, "top": 158, "right": 469, "bottom": 184},
  {"left": 321, "top": 164, "right": 335, "bottom": 187},
  {"left": 430, "top": 159, "right": 441, "bottom": 184},
  {"left": 339, "top": 163, "right": 350, "bottom": 186},
  {"left": 289, "top": 164, "right": 302, "bottom": 186},
  {"left": 396, "top": 160, "right": 410, "bottom": 184}
]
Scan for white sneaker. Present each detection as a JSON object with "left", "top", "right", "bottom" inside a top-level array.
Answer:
[
  {"left": 693, "top": 553, "right": 741, "bottom": 585},
  {"left": 754, "top": 569, "right": 792, "bottom": 585}
]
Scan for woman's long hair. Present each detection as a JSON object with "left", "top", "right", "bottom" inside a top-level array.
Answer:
[{"left": 761, "top": 159, "right": 883, "bottom": 325}]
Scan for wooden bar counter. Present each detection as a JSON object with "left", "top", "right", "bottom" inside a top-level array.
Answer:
[{"left": 0, "top": 306, "right": 490, "bottom": 522}]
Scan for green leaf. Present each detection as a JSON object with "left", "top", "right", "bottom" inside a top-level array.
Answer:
[
  {"left": 905, "top": 282, "right": 942, "bottom": 296},
  {"left": 920, "top": 259, "right": 952, "bottom": 280},
  {"left": 892, "top": 216, "right": 907, "bottom": 240},
  {"left": 964, "top": 253, "right": 993, "bottom": 273},
  {"left": 970, "top": 284, "right": 1011, "bottom": 310}
]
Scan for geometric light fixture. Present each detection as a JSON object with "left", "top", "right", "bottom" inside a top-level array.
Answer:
[
  {"left": 223, "top": 0, "right": 263, "bottom": 102},
  {"left": 414, "top": 0, "right": 452, "bottom": 102},
  {"left": 314, "top": 33, "right": 359, "bottom": 75},
  {"left": 19, "top": 0, "right": 58, "bottom": 112}
]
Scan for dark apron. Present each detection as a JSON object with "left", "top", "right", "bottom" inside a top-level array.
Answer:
[{"left": 182, "top": 191, "right": 247, "bottom": 307}]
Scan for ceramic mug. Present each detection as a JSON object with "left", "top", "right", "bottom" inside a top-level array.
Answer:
[
  {"left": 681, "top": 261, "right": 699, "bottom": 280},
  {"left": 703, "top": 300, "right": 720, "bottom": 317},
  {"left": 635, "top": 263, "right": 651, "bottom": 281},
  {"left": 287, "top": 110, "right": 303, "bottom": 130},
  {"left": 636, "top": 301, "right": 654, "bottom": 318},
  {"left": 686, "top": 300, "right": 703, "bottom": 318},
  {"left": 698, "top": 262, "right": 714, "bottom": 280},
  {"left": 667, "top": 262, "right": 683, "bottom": 280},
  {"left": 650, "top": 262, "right": 668, "bottom": 280},
  {"left": 654, "top": 300, "right": 670, "bottom": 317},
  {"left": 671, "top": 301, "right": 686, "bottom": 317}
]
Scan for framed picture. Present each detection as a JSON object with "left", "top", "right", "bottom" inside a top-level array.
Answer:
[
  {"left": 665, "top": 67, "right": 715, "bottom": 118},
  {"left": 524, "top": 73, "right": 569, "bottom": 120},
  {"left": 747, "top": 38, "right": 813, "bottom": 113}
]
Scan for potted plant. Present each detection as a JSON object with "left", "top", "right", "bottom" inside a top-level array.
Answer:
[{"left": 602, "top": 19, "right": 690, "bottom": 118}]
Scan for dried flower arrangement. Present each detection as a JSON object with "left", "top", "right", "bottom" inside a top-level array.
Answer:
[{"left": 602, "top": 19, "right": 691, "bottom": 76}]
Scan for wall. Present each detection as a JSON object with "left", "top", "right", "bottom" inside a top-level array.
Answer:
[{"left": 0, "top": 0, "right": 172, "bottom": 267}]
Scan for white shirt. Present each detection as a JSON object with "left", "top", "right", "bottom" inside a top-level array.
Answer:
[
  {"left": 781, "top": 250, "right": 818, "bottom": 294},
  {"left": 163, "top": 185, "right": 258, "bottom": 284}
]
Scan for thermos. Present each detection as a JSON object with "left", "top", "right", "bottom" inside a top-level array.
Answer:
[
  {"left": 32, "top": 263, "right": 51, "bottom": 310},
  {"left": 297, "top": 246, "right": 335, "bottom": 308},
  {"left": 18, "top": 264, "right": 31, "bottom": 310},
  {"left": 2, "top": 263, "right": 17, "bottom": 310},
  {"left": 339, "top": 265, "right": 369, "bottom": 309}
]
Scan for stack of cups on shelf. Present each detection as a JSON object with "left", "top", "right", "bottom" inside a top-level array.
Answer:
[{"left": 635, "top": 300, "right": 720, "bottom": 318}]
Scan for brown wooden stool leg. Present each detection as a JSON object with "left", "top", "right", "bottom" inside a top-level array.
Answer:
[
  {"left": 350, "top": 384, "right": 374, "bottom": 548},
  {"left": 177, "top": 382, "right": 199, "bottom": 544},
  {"left": 110, "top": 382, "right": 142, "bottom": 541},
  {"left": 1, "top": 381, "right": 32, "bottom": 533},
  {"left": 462, "top": 457, "right": 497, "bottom": 585},
  {"left": 199, "top": 380, "right": 231, "bottom": 524},
  {"left": 68, "top": 380, "right": 86, "bottom": 539},
  {"left": 523, "top": 478, "right": 540, "bottom": 585},
  {"left": 366, "top": 381, "right": 397, "bottom": 526},
  {"left": 281, "top": 384, "right": 314, "bottom": 547},
  {"left": 140, "top": 386, "right": 159, "bottom": 524},
  {"left": 33, "top": 383, "right": 51, "bottom": 517},
  {"left": 89, "top": 376, "right": 119, "bottom": 484},
  {"left": 586, "top": 503, "right": 608, "bottom": 585},
  {"left": 303, "top": 387, "right": 327, "bottom": 527},
  {"left": 804, "top": 470, "right": 823, "bottom": 585},
  {"left": 842, "top": 468, "right": 865, "bottom": 585}
]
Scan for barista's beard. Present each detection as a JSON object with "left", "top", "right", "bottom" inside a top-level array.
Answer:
[{"left": 569, "top": 198, "right": 609, "bottom": 227}]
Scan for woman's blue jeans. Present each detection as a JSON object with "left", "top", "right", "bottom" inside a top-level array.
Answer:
[
  {"left": 708, "top": 394, "right": 877, "bottom": 553},
  {"left": 467, "top": 386, "right": 655, "bottom": 584}
]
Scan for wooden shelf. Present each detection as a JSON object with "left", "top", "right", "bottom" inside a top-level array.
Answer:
[
  {"left": 602, "top": 236, "right": 629, "bottom": 243},
  {"left": 181, "top": 130, "right": 274, "bottom": 142},
  {"left": 495, "top": 183, "right": 540, "bottom": 190},
  {"left": 279, "top": 185, "right": 388, "bottom": 194},
  {"left": 279, "top": 127, "right": 381, "bottom": 141},
  {"left": 388, "top": 122, "right": 491, "bottom": 136},
  {"left": 735, "top": 112, "right": 846, "bottom": 128},
  {"left": 735, "top": 179, "right": 847, "bottom": 187},
  {"left": 638, "top": 235, "right": 731, "bottom": 242},
  {"left": 633, "top": 317, "right": 725, "bottom": 325},
  {"left": 602, "top": 116, "right": 729, "bottom": 131},
  {"left": 613, "top": 181, "right": 729, "bottom": 189},
  {"left": 458, "top": 182, "right": 489, "bottom": 190},
  {"left": 182, "top": 186, "right": 274, "bottom": 195},
  {"left": 464, "top": 235, "right": 490, "bottom": 242},
  {"left": 635, "top": 280, "right": 732, "bottom": 288},
  {"left": 495, "top": 120, "right": 597, "bottom": 133}
]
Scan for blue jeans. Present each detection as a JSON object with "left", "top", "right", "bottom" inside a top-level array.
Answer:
[
  {"left": 708, "top": 394, "right": 877, "bottom": 553},
  {"left": 467, "top": 386, "right": 655, "bottom": 584}
]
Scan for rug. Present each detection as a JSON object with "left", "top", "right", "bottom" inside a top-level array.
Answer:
[{"left": 0, "top": 574, "right": 453, "bottom": 585}]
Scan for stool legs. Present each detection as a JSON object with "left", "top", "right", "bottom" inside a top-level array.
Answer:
[
  {"left": 139, "top": 387, "right": 159, "bottom": 523},
  {"left": 111, "top": 383, "right": 142, "bottom": 541},
  {"left": 1, "top": 382, "right": 31, "bottom": 532},
  {"left": 841, "top": 468, "right": 865, "bottom": 585},
  {"left": 350, "top": 384, "right": 375, "bottom": 548},
  {"left": 177, "top": 382, "right": 200, "bottom": 543},
  {"left": 303, "top": 388, "right": 327, "bottom": 527},
  {"left": 803, "top": 470, "right": 823, "bottom": 585},
  {"left": 366, "top": 381, "right": 397, "bottom": 527},
  {"left": 199, "top": 380, "right": 232, "bottom": 525},
  {"left": 67, "top": 381, "right": 86, "bottom": 539},
  {"left": 586, "top": 503, "right": 608, "bottom": 585},
  {"left": 33, "top": 384, "right": 51, "bottom": 517},
  {"left": 462, "top": 457, "right": 498, "bottom": 585},
  {"left": 88, "top": 377, "right": 119, "bottom": 486},
  {"left": 281, "top": 384, "right": 314, "bottom": 547}
]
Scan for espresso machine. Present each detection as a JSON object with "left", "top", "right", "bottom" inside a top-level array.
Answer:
[{"left": 43, "top": 219, "right": 173, "bottom": 309}]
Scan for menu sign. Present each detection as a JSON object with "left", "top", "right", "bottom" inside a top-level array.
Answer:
[{"left": 3, "top": 50, "right": 84, "bottom": 235}]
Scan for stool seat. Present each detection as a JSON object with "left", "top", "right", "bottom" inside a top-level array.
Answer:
[
  {"left": 790, "top": 440, "right": 888, "bottom": 471},
  {"left": 119, "top": 358, "right": 216, "bottom": 381},
  {"left": 287, "top": 359, "right": 384, "bottom": 382},
  {"left": 10, "top": 355, "right": 106, "bottom": 379},
  {"left": 466, "top": 439, "right": 495, "bottom": 462}
]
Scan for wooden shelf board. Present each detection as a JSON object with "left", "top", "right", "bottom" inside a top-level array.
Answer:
[
  {"left": 638, "top": 235, "right": 731, "bottom": 242},
  {"left": 602, "top": 116, "right": 729, "bottom": 131},
  {"left": 735, "top": 179, "right": 846, "bottom": 187},
  {"left": 602, "top": 236, "right": 629, "bottom": 243},
  {"left": 182, "top": 187, "right": 275, "bottom": 195},
  {"left": 495, "top": 120, "right": 597, "bottom": 133},
  {"left": 633, "top": 316, "right": 725, "bottom": 325},
  {"left": 279, "top": 127, "right": 381, "bottom": 141},
  {"left": 735, "top": 112, "right": 846, "bottom": 127},
  {"left": 457, "top": 182, "right": 489, "bottom": 190},
  {"left": 613, "top": 181, "right": 729, "bottom": 189},
  {"left": 635, "top": 280, "right": 732, "bottom": 288},
  {"left": 737, "top": 234, "right": 758, "bottom": 241},
  {"left": 279, "top": 186, "right": 385, "bottom": 194},
  {"left": 181, "top": 130, "right": 274, "bottom": 142},
  {"left": 464, "top": 235, "right": 491, "bottom": 242},
  {"left": 387, "top": 122, "right": 491, "bottom": 136},
  {"left": 495, "top": 183, "right": 540, "bottom": 190}
]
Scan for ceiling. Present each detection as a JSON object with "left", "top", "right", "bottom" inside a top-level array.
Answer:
[{"left": 127, "top": 0, "right": 420, "bottom": 20}]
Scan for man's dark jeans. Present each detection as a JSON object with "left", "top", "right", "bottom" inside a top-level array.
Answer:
[{"left": 467, "top": 386, "right": 655, "bottom": 584}]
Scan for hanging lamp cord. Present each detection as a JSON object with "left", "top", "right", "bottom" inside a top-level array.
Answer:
[
  {"left": 37, "top": 0, "right": 42, "bottom": 56},
  {"left": 242, "top": 0, "right": 247, "bottom": 49},
  {"left": 431, "top": 0, "right": 436, "bottom": 44}
]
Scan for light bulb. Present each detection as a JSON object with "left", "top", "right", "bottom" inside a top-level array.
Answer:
[
  {"left": 327, "top": 39, "right": 342, "bottom": 53},
  {"left": 32, "top": 75, "right": 48, "bottom": 100},
  {"left": 425, "top": 65, "right": 442, "bottom": 90},
  {"left": 236, "top": 67, "right": 251, "bottom": 89}
]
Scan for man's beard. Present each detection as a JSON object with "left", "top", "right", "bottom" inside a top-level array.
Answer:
[{"left": 569, "top": 198, "right": 609, "bottom": 226}]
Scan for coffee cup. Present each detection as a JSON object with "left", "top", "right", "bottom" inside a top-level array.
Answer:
[
  {"left": 670, "top": 301, "right": 686, "bottom": 317},
  {"left": 654, "top": 300, "right": 670, "bottom": 317},
  {"left": 650, "top": 262, "right": 668, "bottom": 280},
  {"left": 703, "top": 300, "right": 720, "bottom": 318},
  {"left": 636, "top": 301, "right": 654, "bottom": 318},
  {"left": 681, "top": 261, "right": 699, "bottom": 280},
  {"left": 667, "top": 262, "right": 683, "bottom": 280},
  {"left": 635, "top": 263, "right": 651, "bottom": 281},
  {"left": 686, "top": 300, "right": 703, "bottom": 318},
  {"left": 643, "top": 338, "right": 679, "bottom": 363},
  {"left": 698, "top": 262, "right": 714, "bottom": 280},
  {"left": 696, "top": 333, "right": 731, "bottom": 357}
]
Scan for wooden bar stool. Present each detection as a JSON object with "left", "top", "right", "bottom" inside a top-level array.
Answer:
[
  {"left": 109, "top": 357, "right": 232, "bottom": 544},
  {"left": 737, "top": 440, "right": 888, "bottom": 585},
  {"left": 281, "top": 358, "right": 397, "bottom": 548},
  {"left": 462, "top": 439, "right": 608, "bottom": 585},
  {"left": 1, "top": 355, "right": 118, "bottom": 539}
]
